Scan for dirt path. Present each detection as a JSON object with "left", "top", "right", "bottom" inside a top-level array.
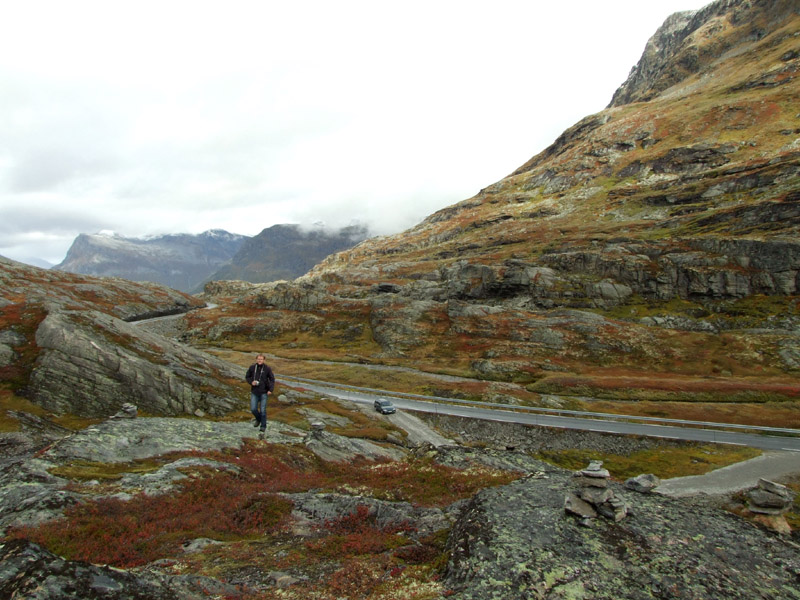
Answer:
[{"left": 656, "top": 450, "right": 800, "bottom": 498}]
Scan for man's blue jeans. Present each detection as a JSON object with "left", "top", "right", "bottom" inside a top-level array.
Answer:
[{"left": 251, "top": 391, "right": 268, "bottom": 430}]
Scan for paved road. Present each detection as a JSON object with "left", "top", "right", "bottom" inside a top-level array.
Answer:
[
  {"left": 288, "top": 376, "right": 800, "bottom": 494},
  {"left": 282, "top": 376, "right": 800, "bottom": 452},
  {"left": 656, "top": 450, "right": 800, "bottom": 497}
]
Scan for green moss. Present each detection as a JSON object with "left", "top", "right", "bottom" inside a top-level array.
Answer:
[
  {"left": 593, "top": 295, "right": 708, "bottom": 321},
  {"left": 0, "top": 388, "right": 101, "bottom": 432}
]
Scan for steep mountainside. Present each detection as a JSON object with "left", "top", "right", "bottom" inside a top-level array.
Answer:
[
  {"left": 54, "top": 229, "right": 248, "bottom": 292},
  {"left": 193, "top": 0, "right": 799, "bottom": 404},
  {"left": 204, "top": 223, "right": 370, "bottom": 288}
]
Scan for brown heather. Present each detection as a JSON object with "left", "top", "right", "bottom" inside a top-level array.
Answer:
[{"left": 7, "top": 441, "right": 519, "bottom": 571}]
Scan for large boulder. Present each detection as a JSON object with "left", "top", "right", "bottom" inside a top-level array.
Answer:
[{"left": 30, "top": 310, "right": 241, "bottom": 418}]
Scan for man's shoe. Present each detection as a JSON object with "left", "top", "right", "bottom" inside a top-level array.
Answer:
[{"left": 253, "top": 418, "right": 260, "bottom": 427}]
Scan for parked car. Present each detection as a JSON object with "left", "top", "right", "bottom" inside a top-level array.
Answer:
[{"left": 374, "top": 398, "right": 396, "bottom": 414}]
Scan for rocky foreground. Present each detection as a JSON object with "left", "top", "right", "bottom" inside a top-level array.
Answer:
[{"left": 2, "top": 397, "right": 800, "bottom": 599}]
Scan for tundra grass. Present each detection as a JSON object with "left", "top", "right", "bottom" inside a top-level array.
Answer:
[{"left": 534, "top": 444, "right": 761, "bottom": 481}]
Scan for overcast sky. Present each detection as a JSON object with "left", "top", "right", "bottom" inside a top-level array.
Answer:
[{"left": 0, "top": 0, "right": 711, "bottom": 266}]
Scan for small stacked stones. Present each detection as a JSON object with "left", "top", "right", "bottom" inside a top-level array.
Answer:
[
  {"left": 110, "top": 403, "right": 138, "bottom": 419},
  {"left": 747, "top": 478, "right": 796, "bottom": 533},
  {"left": 565, "top": 460, "right": 628, "bottom": 522},
  {"left": 309, "top": 421, "right": 326, "bottom": 438}
]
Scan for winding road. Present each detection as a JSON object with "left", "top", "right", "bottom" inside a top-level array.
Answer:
[
  {"left": 282, "top": 375, "right": 800, "bottom": 495},
  {"left": 134, "top": 311, "right": 800, "bottom": 492},
  {"left": 281, "top": 375, "right": 800, "bottom": 452}
]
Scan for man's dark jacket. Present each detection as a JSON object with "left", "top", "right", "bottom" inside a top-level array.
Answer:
[{"left": 245, "top": 362, "right": 275, "bottom": 394}]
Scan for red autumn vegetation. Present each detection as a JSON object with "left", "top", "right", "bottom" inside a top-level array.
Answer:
[{"left": 6, "top": 441, "right": 519, "bottom": 569}]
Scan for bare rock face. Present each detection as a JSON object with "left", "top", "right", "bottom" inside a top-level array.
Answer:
[
  {"left": 608, "top": 0, "right": 800, "bottom": 107},
  {"left": 30, "top": 310, "right": 240, "bottom": 418},
  {"left": 54, "top": 229, "right": 248, "bottom": 293},
  {"left": 286, "top": 492, "right": 451, "bottom": 539},
  {"left": 1, "top": 256, "right": 244, "bottom": 419},
  {"left": 302, "top": 427, "right": 405, "bottom": 462}
]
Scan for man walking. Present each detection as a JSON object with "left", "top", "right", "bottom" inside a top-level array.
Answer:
[{"left": 245, "top": 354, "right": 274, "bottom": 434}]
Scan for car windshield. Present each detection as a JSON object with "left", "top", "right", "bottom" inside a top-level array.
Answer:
[{"left": 378, "top": 400, "right": 392, "bottom": 406}]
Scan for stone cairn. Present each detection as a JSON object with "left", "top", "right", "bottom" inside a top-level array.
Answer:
[
  {"left": 746, "top": 478, "right": 796, "bottom": 534},
  {"left": 565, "top": 460, "right": 628, "bottom": 523},
  {"left": 309, "top": 421, "right": 326, "bottom": 439}
]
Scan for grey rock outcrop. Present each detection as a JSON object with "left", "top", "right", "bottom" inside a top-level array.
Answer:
[
  {"left": 303, "top": 427, "right": 405, "bottom": 463},
  {"left": 29, "top": 310, "right": 241, "bottom": 418},
  {"left": 444, "top": 465, "right": 800, "bottom": 600},
  {"left": 286, "top": 492, "right": 451, "bottom": 539},
  {"left": 0, "top": 539, "right": 241, "bottom": 600},
  {"left": 42, "top": 418, "right": 300, "bottom": 464},
  {"left": 439, "top": 237, "right": 800, "bottom": 309}
]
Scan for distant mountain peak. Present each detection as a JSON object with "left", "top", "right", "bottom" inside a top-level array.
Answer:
[
  {"left": 54, "top": 230, "right": 249, "bottom": 292},
  {"left": 203, "top": 223, "right": 371, "bottom": 286}
]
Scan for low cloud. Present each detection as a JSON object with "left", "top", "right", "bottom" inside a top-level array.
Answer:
[{"left": 0, "top": 1, "right": 711, "bottom": 266}]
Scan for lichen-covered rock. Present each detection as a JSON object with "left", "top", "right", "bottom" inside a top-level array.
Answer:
[
  {"left": 285, "top": 492, "right": 451, "bottom": 538},
  {"left": 625, "top": 473, "right": 662, "bottom": 493},
  {"left": 42, "top": 417, "right": 302, "bottom": 464},
  {"left": 0, "top": 539, "right": 241, "bottom": 600},
  {"left": 444, "top": 468, "right": 800, "bottom": 599},
  {"left": 303, "top": 428, "right": 405, "bottom": 462}
]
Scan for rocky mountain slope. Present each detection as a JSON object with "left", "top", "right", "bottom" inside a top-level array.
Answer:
[
  {"left": 203, "top": 223, "right": 370, "bottom": 289},
  {"left": 193, "top": 0, "right": 799, "bottom": 405},
  {"left": 4, "top": 244, "right": 797, "bottom": 598},
  {"left": 0, "top": 255, "right": 241, "bottom": 419},
  {"left": 55, "top": 229, "right": 248, "bottom": 293}
]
